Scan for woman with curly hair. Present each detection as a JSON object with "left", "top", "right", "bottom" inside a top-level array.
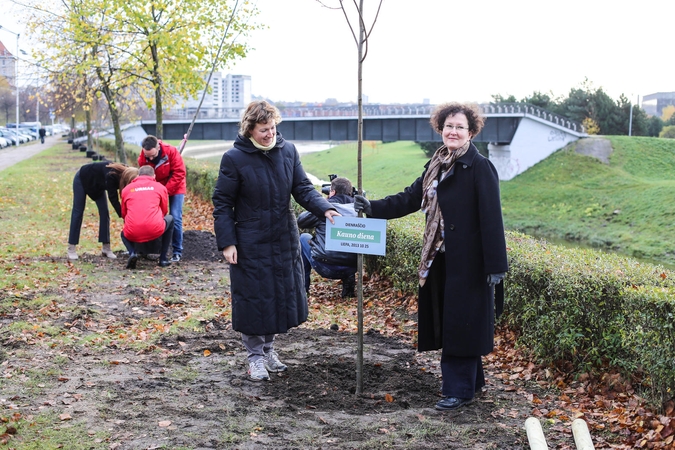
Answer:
[{"left": 354, "top": 102, "right": 508, "bottom": 410}]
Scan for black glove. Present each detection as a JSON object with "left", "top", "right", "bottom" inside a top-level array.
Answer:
[
  {"left": 487, "top": 273, "right": 505, "bottom": 287},
  {"left": 354, "top": 195, "right": 372, "bottom": 216}
]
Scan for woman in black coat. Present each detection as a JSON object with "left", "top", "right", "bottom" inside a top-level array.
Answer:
[
  {"left": 67, "top": 161, "right": 130, "bottom": 260},
  {"left": 355, "top": 102, "right": 508, "bottom": 410},
  {"left": 212, "top": 101, "right": 340, "bottom": 382}
]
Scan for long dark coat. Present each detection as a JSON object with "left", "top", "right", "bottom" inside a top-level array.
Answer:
[
  {"left": 369, "top": 143, "right": 508, "bottom": 356},
  {"left": 212, "top": 133, "right": 333, "bottom": 336}
]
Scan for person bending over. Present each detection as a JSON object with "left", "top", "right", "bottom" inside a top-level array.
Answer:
[{"left": 67, "top": 160, "right": 129, "bottom": 260}]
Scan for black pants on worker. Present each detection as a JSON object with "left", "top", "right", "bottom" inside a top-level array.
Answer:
[
  {"left": 120, "top": 215, "right": 174, "bottom": 263},
  {"left": 68, "top": 170, "right": 110, "bottom": 245}
]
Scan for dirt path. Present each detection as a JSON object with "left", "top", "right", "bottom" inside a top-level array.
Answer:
[{"left": 0, "top": 231, "right": 618, "bottom": 450}]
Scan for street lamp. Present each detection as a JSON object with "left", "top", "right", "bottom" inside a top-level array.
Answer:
[{"left": 0, "top": 25, "right": 20, "bottom": 145}]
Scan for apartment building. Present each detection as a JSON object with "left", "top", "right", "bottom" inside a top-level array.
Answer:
[
  {"left": 169, "top": 72, "right": 252, "bottom": 119},
  {"left": 0, "top": 40, "right": 16, "bottom": 84}
]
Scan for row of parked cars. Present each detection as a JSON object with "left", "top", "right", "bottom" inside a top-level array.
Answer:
[
  {"left": 0, "top": 127, "right": 36, "bottom": 147},
  {"left": 0, "top": 124, "right": 70, "bottom": 147}
]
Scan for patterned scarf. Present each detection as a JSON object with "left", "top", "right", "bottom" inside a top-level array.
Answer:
[{"left": 418, "top": 141, "right": 470, "bottom": 287}]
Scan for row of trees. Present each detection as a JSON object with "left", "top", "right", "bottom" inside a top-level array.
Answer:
[
  {"left": 492, "top": 79, "right": 668, "bottom": 138},
  {"left": 20, "top": 0, "right": 261, "bottom": 162}
]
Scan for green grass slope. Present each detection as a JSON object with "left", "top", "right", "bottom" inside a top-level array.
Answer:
[
  {"left": 299, "top": 141, "right": 429, "bottom": 199},
  {"left": 301, "top": 136, "right": 675, "bottom": 267},
  {"left": 501, "top": 136, "right": 675, "bottom": 266}
]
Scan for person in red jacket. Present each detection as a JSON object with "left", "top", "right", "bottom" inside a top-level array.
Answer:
[
  {"left": 120, "top": 165, "right": 174, "bottom": 269},
  {"left": 138, "top": 135, "right": 186, "bottom": 263}
]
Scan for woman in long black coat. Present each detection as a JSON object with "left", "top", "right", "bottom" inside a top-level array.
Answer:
[
  {"left": 354, "top": 102, "right": 508, "bottom": 410},
  {"left": 212, "top": 101, "right": 339, "bottom": 382}
]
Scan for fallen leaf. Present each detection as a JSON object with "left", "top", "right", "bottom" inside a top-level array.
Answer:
[
  {"left": 385, "top": 393, "right": 394, "bottom": 403},
  {"left": 158, "top": 420, "right": 171, "bottom": 427},
  {"left": 59, "top": 413, "right": 72, "bottom": 421},
  {"left": 203, "top": 349, "right": 211, "bottom": 357}
]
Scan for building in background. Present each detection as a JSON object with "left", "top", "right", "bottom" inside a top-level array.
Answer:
[
  {"left": 168, "top": 72, "right": 252, "bottom": 119},
  {"left": 642, "top": 92, "right": 675, "bottom": 117},
  {"left": 0, "top": 40, "right": 16, "bottom": 84}
]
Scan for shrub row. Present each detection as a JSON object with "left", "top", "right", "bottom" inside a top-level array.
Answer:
[
  {"left": 366, "top": 215, "right": 675, "bottom": 407},
  {"left": 100, "top": 139, "right": 675, "bottom": 406}
]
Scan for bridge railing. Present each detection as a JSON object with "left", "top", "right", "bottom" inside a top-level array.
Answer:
[
  {"left": 480, "top": 102, "right": 585, "bottom": 133},
  {"left": 275, "top": 102, "right": 585, "bottom": 134}
]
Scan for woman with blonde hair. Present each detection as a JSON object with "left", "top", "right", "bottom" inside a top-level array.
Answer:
[
  {"left": 213, "top": 100, "right": 341, "bottom": 381},
  {"left": 67, "top": 161, "right": 131, "bottom": 260}
]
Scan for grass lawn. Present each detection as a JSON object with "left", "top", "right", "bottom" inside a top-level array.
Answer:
[{"left": 300, "top": 136, "right": 675, "bottom": 267}]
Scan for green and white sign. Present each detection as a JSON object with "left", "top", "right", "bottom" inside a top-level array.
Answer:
[{"left": 325, "top": 216, "right": 387, "bottom": 256}]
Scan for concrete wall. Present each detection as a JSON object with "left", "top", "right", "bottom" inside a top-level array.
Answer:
[{"left": 489, "top": 116, "right": 580, "bottom": 181}]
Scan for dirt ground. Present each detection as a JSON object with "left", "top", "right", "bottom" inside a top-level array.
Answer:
[{"left": 0, "top": 230, "right": 616, "bottom": 449}]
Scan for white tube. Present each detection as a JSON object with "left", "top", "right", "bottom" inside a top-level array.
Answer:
[
  {"left": 572, "top": 418, "right": 595, "bottom": 450},
  {"left": 525, "top": 417, "right": 549, "bottom": 450}
]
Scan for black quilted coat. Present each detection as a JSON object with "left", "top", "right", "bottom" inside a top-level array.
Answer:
[{"left": 212, "top": 133, "right": 333, "bottom": 336}]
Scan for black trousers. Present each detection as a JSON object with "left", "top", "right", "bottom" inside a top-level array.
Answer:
[
  {"left": 68, "top": 170, "right": 110, "bottom": 245},
  {"left": 441, "top": 353, "right": 485, "bottom": 399}
]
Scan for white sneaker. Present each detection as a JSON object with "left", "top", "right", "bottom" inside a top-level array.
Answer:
[
  {"left": 67, "top": 244, "right": 78, "bottom": 260},
  {"left": 101, "top": 243, "right": 117, "bottom": 259},
  {"left": 248, "top": 359, "right": 269, "bottom": 381},
  {"left": 263, "top": 350, "right": 288, "bottom": 373}
]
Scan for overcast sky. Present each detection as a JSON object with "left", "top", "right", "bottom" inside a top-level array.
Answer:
[
  {"left": 225, "top": 0, "right": 674, "bottom": 105},
  {"left": 2, "top": 0, "right": 673, "bottom": 105}
]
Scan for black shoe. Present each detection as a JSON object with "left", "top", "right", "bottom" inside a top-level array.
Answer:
[
  {"left": 434, "top": 397, "right": 474, "bottom": 411},
  {"left": 158, "top": 260, "right": 171, "bottom": 268},
  {"left": 126, "top": 254, "right": 138, "bottom": 270},
  {"left": 170, "top": 254, "right": 181, "bottom": 263},
  {"left": 341, "top": 276, "right": 355, "bottom": 298}
]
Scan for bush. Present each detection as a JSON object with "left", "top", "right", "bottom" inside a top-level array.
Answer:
[
  {"left": 365, "top": 214, "right": 424, "bottom": 293},
  {"left": 362, "top": 216, "right": 675, "bottom": 407},
  {"left": 622, "top": 286, "right": 675, "bottom": 405},
  {"left": 660, "top": 125, "right": 675, "bottom": 139},
  {"left": 416, "top": 141, "right": 440, "bottom": 158}
]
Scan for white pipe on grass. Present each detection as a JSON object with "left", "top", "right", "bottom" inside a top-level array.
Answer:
[
  {"left": 572, "top": 418, "right": 595, "bottom": 450},
  {"left": 525, "top": 417, "right": 549, "bottom": 449}
]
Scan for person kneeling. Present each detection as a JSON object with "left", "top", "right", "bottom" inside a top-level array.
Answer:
[
  {"left": 120, "top": 165, "right": 174, "bottom": 268},
  {"left": 297, "top": 177, "right": 357, "bottom": 298}
]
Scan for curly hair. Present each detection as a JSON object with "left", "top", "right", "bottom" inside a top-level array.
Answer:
[
  {"left": 429, "top": 102, "right": 484, "bottom": 137},
  {"left": 239, "top": 101, "right": 283, "bottom": 137}
]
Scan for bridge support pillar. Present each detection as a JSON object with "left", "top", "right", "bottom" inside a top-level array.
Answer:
[{"left": 488, "top": 144, "right": 520, "bottom": 181}]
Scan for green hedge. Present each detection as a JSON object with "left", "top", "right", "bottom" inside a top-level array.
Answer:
[
  {"left": 362, "top": 216, "right": 675, "bottom": 406},
  {"left": 105, "top": 139, "right": 675, "bottom": 406}
]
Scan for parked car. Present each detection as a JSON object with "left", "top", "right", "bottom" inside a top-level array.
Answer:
[
  {"left": 0, "top": 130, "right": 18, "bottom": 145},
  {"left": 0, "top": 136, "right": 9, "bottom": 148},
  {"left": 0, "top": 129, "right": 28, "bottom": 144}
]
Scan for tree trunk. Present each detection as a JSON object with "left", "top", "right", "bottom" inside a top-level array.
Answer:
[
  {"left": 97, "top": 79, "right": 126, "bottom": 164},
  {"left": 85, "top": 106, "right": 92, "bottom": 152},
  {"left": 151, "top": 43, "right": 163, "bottom": 139}
]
